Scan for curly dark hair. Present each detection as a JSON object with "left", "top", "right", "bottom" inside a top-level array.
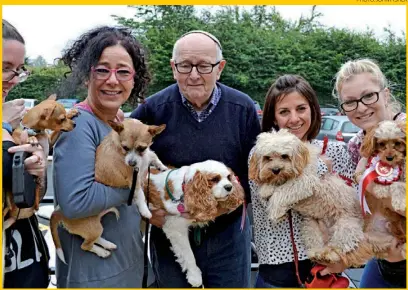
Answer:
[
  {"left": 262, "top": 74, "right": 321, "bottom": 141},
  {"left": 60, "top": 26, "right": 150, "bottom": 104}
]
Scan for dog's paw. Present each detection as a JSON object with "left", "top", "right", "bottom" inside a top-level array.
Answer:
[
  {"left": 27, "top": 136, "right": 39, "bottom": 146},
  {"left": 390, "top": 184, "right": 406, "bottom": 212},
  {"left": 92, "top": 246, "right": 111, "bottom": 258},
  {"left": 268, "top": 206, "right": 287, "bottom": 222},
  {"left": 186, "top": 266, "right": 202, "bottom": 287},
  {"left": 158, "top": 165, "right": 168, "bottom": 172},
  {"left": 67, "top": 108, "right": 80, "bottom": 118},
  {"left": 137, "top": 202, "right": 152, "bottom": 219},
  {"left": 309, "top": 247, "right": 341, "bottom": 264}
]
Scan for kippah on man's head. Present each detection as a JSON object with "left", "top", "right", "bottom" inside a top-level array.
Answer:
[{"left": 179, "top": 30, "right": 222, "bottom": 51}]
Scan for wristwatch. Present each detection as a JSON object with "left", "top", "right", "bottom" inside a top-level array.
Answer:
[{"left": 2, "top": 122, "right": 13, "bottom": 134}]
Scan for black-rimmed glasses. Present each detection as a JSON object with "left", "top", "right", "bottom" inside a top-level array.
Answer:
[
  {"left": 340, "top": 91, "right": 381, "bottom": 112},
  {"left": 174, "top": 61, "right": 221, "bottom": 74},
  {"left": 2, "top": 68, "right": 30, "bottom": 83}
]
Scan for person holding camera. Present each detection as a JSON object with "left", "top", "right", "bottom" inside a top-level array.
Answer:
[{"left": 2, "top": 19, "right": 50, "bottom": 288}]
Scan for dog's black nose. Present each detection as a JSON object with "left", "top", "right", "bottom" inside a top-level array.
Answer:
[
  {"left": 272, "top": 168, "right": 281, "bottom": 175},
  {"left": 386, "top": 156, "right": 394, "bottom": 161},
  {"left": 137, "top": 146, "right": 147, "bottom": 153},
  {"left": 128, "top": 160, "right": 137, "bottom": 167},
  {"left": 73, "top": 123, "right": 76, "bottom": 128},
  {"left": 224, "top": 184, "right": 232, "bottom": 192}
]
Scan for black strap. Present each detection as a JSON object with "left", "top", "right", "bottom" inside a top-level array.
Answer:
[
  {"left": 142, "top": 166, "right": 151, "bottom": 288},
  {"left": 393, "top": 112, "right": 402, "bottom": 121},
  {"left": 127, "top": 168, "right": 139, "bottom": 206}
]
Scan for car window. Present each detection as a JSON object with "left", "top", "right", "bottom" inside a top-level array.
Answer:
[
  {"left": 341, "top": 121, "right": 360, "bottom": 133},
  {"left": 332, "top": 120, "right": 339, "bottom": 130},
  {"left": 322, "top": 118, "right": 334, "bottom": 130}
]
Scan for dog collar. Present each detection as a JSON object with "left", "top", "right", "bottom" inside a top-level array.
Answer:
[
  {"left": 19, "top": 122, "right": 46, "bottom": 136},
  {"left": 165, "top": 169, "right": 185, "bottom": 213}
]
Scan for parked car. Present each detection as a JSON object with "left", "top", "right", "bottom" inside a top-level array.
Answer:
[
  {"left": 57, "top": 98, "right": 80, "bottom": 112},
  {"left": 254, "top": 101, "right": 263, "bottom": 121},
  {"left": 316, "top": 116, "right": 360, "bottom": 143},
  {"left": 23, "top": 98, "right": 38, "bottom": 110},
  {"left": 320, "top": 107, "right": 341, "bottom": 116}
]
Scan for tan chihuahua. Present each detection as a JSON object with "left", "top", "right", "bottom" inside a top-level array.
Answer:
[
  {"left": 4, "top": 94, "right": 78, "bottom": 230},
  {"left": 50, "top": 119, "right": 167, "bottom": 261}
]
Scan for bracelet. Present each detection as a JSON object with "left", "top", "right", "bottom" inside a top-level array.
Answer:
[{"left": 2, "top": 122, "right": 12, "bottom": 134}]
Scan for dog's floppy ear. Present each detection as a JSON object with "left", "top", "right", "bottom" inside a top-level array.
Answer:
[
  {"left": 148, "top": 124, "right": 166, "bottom": 137},
  {"left": 47, "top": 94, "right": 57, "bottom": 101},
  {"left": 292, "top": 141, "right": 310, "bottom": 175},
  {"left": 108, "top": 120, "right": 124, "bottom": 133},
  {"left": 41, "top": 103, "right": 57, "bottom": 121},
  {"left": 184, "top": 170, "right": 218, "bottom": 222},
  {"left": 360, "top": 125, "right": 377, "bottom": 158},
  {"left": 249, "top": 153, "right": 261, "bottom": 183}
]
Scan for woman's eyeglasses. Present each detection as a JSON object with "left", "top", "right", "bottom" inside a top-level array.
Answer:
[
  {"left": 91, "top": 66, "right": 135, "bottom": 82},
  {"left": 340, "top": 91, "right": 381, "bottom": 112},
  {"left": 2, "top": 68, "right": 30, "bottom": 83}
]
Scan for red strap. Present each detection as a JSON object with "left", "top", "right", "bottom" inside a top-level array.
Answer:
[
  {"left": 321, "top": 136, "right": 329, "bottom": 155},
  {"left": 288, "top": 210, "right": 304, "bottom": 287},
  {"left": 361, "top": 170, "right": 378, "bottom": 216}
]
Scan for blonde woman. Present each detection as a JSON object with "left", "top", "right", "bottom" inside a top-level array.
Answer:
[{"left": 333, "top": 58, "right": 406, "bottom": 288}]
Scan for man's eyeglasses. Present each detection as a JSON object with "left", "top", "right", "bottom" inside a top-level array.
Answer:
[
  {"left": 2, "top": 68, "right": 30, "bottom": 83},
  {"left": 91, "top": 66, "right": 135, "bottom": 81},
  {"left": 340, "top": 91, "right": 381, "bottom": 112},
  {"left": 174, "top": 61, "right": 221, "bottom": 74}
]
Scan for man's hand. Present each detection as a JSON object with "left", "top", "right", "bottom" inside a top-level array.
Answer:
[
  {"left": 149, "top": 208, "right": 195, "bottom": 228},
  {"left": 3, "top": 99, "right": 26, "bottom": 129}
]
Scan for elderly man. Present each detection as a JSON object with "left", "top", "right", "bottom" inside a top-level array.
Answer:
[{"left": 131, "top": 30, "right": 260, "bottom": 288}]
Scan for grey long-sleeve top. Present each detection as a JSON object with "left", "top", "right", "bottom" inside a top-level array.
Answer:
[{"left": 53, "top": 109, "right": 154, "bottom": 288}]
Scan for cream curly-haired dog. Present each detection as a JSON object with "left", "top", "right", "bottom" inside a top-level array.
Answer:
[
  {"left": 355, "top": 120, "right": 406, "bottom": 259},
  {"left": 249, "top": 129, "right": 372, "bottom": 267}
]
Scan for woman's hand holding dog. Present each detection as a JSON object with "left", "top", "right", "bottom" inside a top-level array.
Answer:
[
  {"left": 8, "top": 130, "right": 47, "bottom": 179},
  {"left": 318, "top": 260, "right": 347, "bottom": 276}
]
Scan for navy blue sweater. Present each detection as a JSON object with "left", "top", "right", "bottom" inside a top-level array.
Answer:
[{"left": 131, "top": 83, "right": 260, "bottom": 216}]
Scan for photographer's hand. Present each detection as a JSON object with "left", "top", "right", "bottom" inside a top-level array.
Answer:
[{"left": 8, "top": 130, "right": 46, "bottom": 179}]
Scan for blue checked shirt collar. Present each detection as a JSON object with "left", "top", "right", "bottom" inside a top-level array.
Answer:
[{"left": 180, "top": 85, "right": 221, "bottom": 122}]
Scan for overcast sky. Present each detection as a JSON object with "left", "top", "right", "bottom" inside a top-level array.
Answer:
[{"left": 3, "top": 5, "right": 406, "bottom": 64}]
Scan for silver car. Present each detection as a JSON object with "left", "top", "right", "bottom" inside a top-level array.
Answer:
[{"left": 317, "top": 116, "right": 360, "bottom": 143}]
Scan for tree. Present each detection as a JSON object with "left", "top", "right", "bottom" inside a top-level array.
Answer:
[{"left": 31, "top": 55, "right": 48, "bottom": 68}]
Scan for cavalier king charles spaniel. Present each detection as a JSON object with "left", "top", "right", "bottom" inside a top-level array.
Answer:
[{"left": 145, "top": 160, "right": 245, "bottom": 287}]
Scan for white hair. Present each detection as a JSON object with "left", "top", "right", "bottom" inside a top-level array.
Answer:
[{"left": 172, "top": 31, "right": 223, "bottom": 62}]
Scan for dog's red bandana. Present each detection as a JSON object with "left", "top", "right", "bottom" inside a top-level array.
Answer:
[{"left": 359, "top": 155, "right": 402, "bottom": 216}]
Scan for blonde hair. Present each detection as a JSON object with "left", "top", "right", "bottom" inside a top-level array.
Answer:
[{"left": 333, "top": 58, "right": 401, "bottom": 115}]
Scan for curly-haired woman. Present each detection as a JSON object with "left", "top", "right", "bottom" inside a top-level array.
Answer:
[{"left": 52, "top": 26, "right": 154, "bottom": 288}]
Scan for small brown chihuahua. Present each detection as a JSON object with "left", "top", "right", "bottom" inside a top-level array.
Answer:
[
  {"left": 50, "top": 119, "right": 167, "bottom": 261},
  {"left": 4, "top": 94, "right": 78, "bottom": 230}
]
